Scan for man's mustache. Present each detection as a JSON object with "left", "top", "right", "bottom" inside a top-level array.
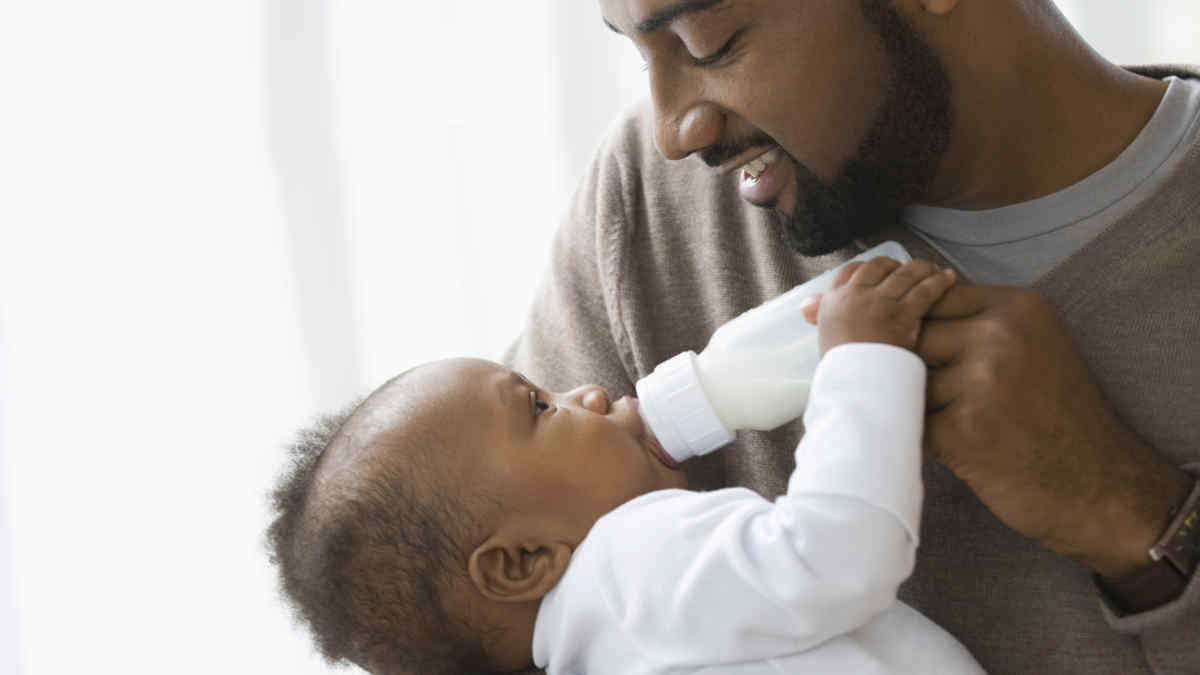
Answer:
[{"left": 699, "top": 131, "right": 780, "bottom": 168}]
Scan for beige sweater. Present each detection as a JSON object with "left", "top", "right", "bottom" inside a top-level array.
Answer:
[{"left": 505, "top": 66, "right": 1200, "bottom": 674}]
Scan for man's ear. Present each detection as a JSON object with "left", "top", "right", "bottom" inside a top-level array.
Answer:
[
  {"left": 467, "top": 536, "right": 572, "bottom": 604},
  {"left": 920, "top": 0, "right": 960, "bottom": 16}
]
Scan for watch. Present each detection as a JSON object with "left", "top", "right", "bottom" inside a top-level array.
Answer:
[
  {"left": 1149, "top": 478, "right": 1200, "bottom": 577},
  {"left": 1098, "top": 478, "right": 1200, "bottom": 615}
]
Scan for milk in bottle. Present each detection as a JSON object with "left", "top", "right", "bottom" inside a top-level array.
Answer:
[{"left": 635, "top": 241, "right": 911, "bottom": 465}]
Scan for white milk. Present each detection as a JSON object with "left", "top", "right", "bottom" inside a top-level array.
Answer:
[{"left": 635, "top": 241, "right": 911, "bottom": 464}]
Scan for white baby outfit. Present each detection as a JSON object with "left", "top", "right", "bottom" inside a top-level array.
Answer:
[{"left": 532, "top": 344, "right": 987, "bottom": 674}]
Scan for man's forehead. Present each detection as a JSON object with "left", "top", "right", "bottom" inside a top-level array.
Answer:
[{"left": 600, "top": 0, "right": 730, "bottom": 35}]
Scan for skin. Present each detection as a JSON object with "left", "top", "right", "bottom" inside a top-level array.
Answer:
[{"left": 598, "top": 0, "right": 1192, "bottom": 582}]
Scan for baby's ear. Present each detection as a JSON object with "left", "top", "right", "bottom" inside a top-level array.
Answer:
[{"left": 468, "top": 537, "right": 572, "bottom": 604}]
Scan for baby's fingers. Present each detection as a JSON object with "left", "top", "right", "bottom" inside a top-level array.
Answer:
[
  {"left": 848, "top": 257, "right": 903, "bottom": 287},
  {"left": 875, "top": 259, "right": 940, "bottom": 299},
  {"left": 901, "top": 267, "right": 958, "bottom": 317},
  {"left": 831, "top": 261, "right": 865, "bottom": 289},
  {"left": 799, "top": 293, "right": 822, "bottom": 325}
]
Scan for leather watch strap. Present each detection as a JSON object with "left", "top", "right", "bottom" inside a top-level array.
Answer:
[
  {"left": 1150, "top": 479, "right": 1200, "bottom": 575},
  {"left": 1097, "top": 479, "right": 1200, "bottom": 615}
]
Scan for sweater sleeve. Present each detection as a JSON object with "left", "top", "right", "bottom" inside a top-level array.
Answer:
[{"left": 587, "top": 343, "right": 927, "bottom": 667}]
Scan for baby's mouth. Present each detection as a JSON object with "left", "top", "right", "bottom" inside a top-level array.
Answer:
[
  {"left": 624, "top": 396, "right": 680, "bottom": 470},
  {"left": 644, "top": 434, "right": 680, "bottom": 470}
]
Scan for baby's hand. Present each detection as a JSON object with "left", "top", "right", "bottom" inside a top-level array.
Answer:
[{"left": 801, "top": 258, "right": 957, "bottom": 355}]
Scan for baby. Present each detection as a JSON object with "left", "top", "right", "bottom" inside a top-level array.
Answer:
[{"left": 267, "top": 258, "right": 987, "bottom": 674}]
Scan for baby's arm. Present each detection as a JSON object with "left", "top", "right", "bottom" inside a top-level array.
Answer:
[{"left": 591, "top": 260, "right": 956, "bottom": 665}]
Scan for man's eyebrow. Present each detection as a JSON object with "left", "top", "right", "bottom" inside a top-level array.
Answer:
[{"left": 604, "top": 0, "right": 727, "bottom": 35}]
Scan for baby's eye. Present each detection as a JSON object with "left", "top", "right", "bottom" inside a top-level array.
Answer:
[{"left": 530, "top": 391, "right": 551, "bottom": 418}]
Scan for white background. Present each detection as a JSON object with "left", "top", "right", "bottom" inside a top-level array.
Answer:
[{"left": 0, "top": 2, "right": 1197, "bottom": 673}]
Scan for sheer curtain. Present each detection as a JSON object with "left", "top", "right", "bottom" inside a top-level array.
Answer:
[
  {"left": 0, "top": 2, "right": 1196, "bottom": 674},
  {"left": 0, "top": 2, "right": 641, "bottom": 673}
]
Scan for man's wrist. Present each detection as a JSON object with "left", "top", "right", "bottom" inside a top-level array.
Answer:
[
  {"left": 1089, "top": 465, "right": 1194, "bottom": 578},
  {"left": 1095, "top": 476, "right": 1200, "bottom": 614}
]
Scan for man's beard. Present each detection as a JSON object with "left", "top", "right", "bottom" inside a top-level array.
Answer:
[{"left": 770, "top": 0, "right": 952, "bottom": 256}]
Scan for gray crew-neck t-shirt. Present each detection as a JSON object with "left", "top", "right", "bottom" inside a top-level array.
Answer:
[{"left": 904, "top": 76, "right": 1200, "bottom": 286}]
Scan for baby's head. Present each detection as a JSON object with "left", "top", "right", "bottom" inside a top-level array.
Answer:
[{"left": 267, "top": 358, "right": 686, "bottom": 674}]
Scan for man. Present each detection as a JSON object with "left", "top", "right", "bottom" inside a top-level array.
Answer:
[{"left": 506, "top": 1, "right": 1200, "bottom": 673}]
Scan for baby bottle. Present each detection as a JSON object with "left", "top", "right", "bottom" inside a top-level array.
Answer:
[{"left": 635, "top": 241, "right": 911, "bottom": 465}]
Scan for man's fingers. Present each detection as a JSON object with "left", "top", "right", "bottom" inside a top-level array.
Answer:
[
  {"left": 924, "top": 282, "right": 996, "bottom": 319},
  {"left": 915, "top": 319, "right": 967, "bottom": 368},
  {"left": 922, "top": 404, "right": 958, "bottom": 463},
  {"left": 925, "top": 364, "right": 961, "bottom": 413}
]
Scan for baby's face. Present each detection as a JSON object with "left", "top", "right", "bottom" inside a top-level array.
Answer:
[{"left": 417, "top": 359, "right": 688, "bottom": 544}]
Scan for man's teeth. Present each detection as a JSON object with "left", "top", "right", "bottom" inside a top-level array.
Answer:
[{"left": 741, "top": 148, "right": 781, "bottom": 180}]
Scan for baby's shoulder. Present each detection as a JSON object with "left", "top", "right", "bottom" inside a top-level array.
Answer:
[
  {"left": 580, "top": 486, "right": 768, "bottom": 558},
  {"left": 558, "top": 486, "right": 772, "bottom": 628}
]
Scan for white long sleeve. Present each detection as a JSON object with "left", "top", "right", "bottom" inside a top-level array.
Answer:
[{"left": 533, "top": 343, "right": 985, "bottom": 674}]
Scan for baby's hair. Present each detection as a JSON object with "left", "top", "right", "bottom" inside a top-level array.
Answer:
[{"left": 265, "top": 374, "right": 499, "bottom": 674}]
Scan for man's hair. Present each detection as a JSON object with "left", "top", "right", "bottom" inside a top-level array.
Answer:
[{"left": 265, "top": 392, "right": 495, "bottom": 674}]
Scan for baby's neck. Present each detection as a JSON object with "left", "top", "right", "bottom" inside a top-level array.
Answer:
[{"left": 477, "top": 597, "right": 540, "bottom": 671}]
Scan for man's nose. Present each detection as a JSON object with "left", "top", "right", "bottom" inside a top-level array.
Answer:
[
  {"left": 563, "top": 385, "right": 610, "bottom": 413},
  {"left": 650, "top": 66, "right": 723, "bottom": 161}
]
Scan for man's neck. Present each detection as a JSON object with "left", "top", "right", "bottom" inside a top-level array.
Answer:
[{"left": 916, "top": 1, "right": 1169, "bottom": 211}]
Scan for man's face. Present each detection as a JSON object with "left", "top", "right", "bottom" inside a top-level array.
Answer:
[{"left": 599, "top": 0, "right": 952, "bottom": 254}]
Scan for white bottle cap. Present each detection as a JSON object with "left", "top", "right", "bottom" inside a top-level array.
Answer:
[{"left": 635, "top": 351, "right": 735, "bottom": 464}]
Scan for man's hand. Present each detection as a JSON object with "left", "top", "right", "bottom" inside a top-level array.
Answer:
[{"left": 917, "top": 284, "right": 1193, "bottom": 578}]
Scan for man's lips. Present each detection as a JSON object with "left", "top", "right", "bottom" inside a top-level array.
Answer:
[
  {"left": 716, "top": 145, "right": 780, "bottom": 177},
  {"left": 710, "top": 145, "right": 792, "bottom": 207},
  {"left": 739, "top": 150, "right": 792, "bottom": 207}
]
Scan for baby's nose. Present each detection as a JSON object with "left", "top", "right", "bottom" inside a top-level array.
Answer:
[{"left": 571, "top": 385, "right": 610, "bottom": 413}]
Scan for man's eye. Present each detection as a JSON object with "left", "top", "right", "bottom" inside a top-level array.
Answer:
[{"left": 693, "top": 30, "right": 742, "bottom": 68}]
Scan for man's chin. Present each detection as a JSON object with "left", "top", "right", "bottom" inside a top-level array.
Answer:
[
  {"left": 765, "top": 190, "right": 874, "bottom": 257},
  {"left": 769, "top": 211, "right": 854, "bottom": 256},
  {"left": 753, "top": 156, "right": 871, "bottom": 256}
]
